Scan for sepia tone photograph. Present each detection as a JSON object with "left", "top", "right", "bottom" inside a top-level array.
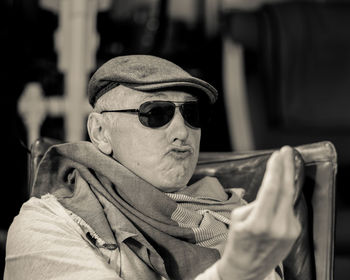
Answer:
[{"left": 1, "top": 0, "right": 349, "bottom": 279}]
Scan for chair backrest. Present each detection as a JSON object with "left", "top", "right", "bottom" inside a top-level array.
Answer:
[{"left": 28, "top": 138, "right": 337, "bottom": 280}]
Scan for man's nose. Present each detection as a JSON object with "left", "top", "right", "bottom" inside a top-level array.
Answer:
[{"left": 167, "top": 108, "right": 189, "bottom": 143}]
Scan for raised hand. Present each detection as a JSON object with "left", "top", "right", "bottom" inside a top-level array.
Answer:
[{"left": 217, "top": 146, "right": 301, "bottom": 280}]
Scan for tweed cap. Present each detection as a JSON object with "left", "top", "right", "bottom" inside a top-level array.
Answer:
[{"left": 88, "top": 55, "right": 218, "bottom": 106}]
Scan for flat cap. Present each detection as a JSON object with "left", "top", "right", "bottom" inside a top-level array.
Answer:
[{"left": 88, "top": 55, "right": 218, "bottom": 107}]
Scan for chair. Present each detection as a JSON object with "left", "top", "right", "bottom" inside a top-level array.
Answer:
[{"left": 28, "top": 138, "right": 337, "bottom": 280}]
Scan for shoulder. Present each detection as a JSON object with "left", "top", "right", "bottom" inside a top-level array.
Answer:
[
  {"left": 6, "top": 194, "right": 85, "bottom": 256},
  {"left": 5, "top": 195, "right": 119, "bottom": 280},
  {"left": 8, "top": 194, "right": 78, "bottom": 232}
]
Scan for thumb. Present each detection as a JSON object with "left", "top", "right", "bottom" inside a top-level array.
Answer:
[{"left": 231, "top": 201, "right": 256, "bottom": 223}]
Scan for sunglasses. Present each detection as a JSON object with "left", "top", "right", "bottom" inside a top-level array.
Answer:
[{"left": 100, "top": 100, "right": 204, "bottom": 128}]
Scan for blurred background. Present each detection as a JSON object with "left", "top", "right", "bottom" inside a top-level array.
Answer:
[{"left": 1, "top": 0, "right": 350, "bottom": 278}]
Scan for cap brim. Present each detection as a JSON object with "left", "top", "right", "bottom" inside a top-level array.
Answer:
[{"left": 124, "top": 81, "right": 218, "bottom": 104}]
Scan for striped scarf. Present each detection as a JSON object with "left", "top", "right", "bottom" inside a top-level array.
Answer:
[{"left": 166, "top": 184, "right": 245, "bottom": 252}]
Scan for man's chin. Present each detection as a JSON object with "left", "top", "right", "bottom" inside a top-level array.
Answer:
[
  {"left": 153, "top": 183, "right": 187, "bottom": 193},
  {"left": 152, "top": 174, "right": 191, "bottom": 193},
  {"left": 134, "top": 161, "right": 196, "bottom": 192}
]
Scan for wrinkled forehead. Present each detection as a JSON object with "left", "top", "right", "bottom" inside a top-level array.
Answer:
[{"left": 96, "top": 85, "right": 198, "bottom": 109}]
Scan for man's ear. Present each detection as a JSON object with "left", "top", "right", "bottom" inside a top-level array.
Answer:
[{"left": 87, "top": 112, "right": 113, "bottom": 155}]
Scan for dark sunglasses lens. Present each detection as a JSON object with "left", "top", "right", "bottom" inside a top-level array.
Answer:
[
  {"left": 139, "top": 102, "right": 175, "bottom": 128},
  {"left": 181, "top": 103, "right": 201, "bottom": 128}
]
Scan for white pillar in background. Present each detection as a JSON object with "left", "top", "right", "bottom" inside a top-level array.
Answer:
[
  {"left": 222, "top": 37, "right": 254, "bottom": 151},
  {"left": 18, "top": 0, "right": 111, "bottom": 145},
  {"left": 221, "top": 0, "right": 292, "bottom": 151}
]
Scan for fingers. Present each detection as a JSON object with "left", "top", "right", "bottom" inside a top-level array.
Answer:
[
  {"left": 246, "top": 146, "right": 296, "bottom": 227},
  {"left": 252, "top": 150, "right": 283, "bottom": 218},
  {"left": 231, "top": 201, "right": 256, "bottom": 222},
  {"left": 273, "top": 147, "right": 300, "bottom": 239},
  {"left": 276, "top": 146, "right": 295, "bottom": 214}
]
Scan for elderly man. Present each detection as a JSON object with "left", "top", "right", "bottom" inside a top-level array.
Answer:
[{"left": 5, "top": 55, "right": 300, "bottom": 280}]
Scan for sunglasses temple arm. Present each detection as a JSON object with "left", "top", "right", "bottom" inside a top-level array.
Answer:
[{"left": 100, "top": 109, "right": 140, "bottom": 114}]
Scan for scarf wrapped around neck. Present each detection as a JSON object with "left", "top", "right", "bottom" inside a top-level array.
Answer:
[{"left": 31, "top": 141, "right": 245, "bottom": 280}]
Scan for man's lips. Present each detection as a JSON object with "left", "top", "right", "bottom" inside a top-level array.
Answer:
[{"left": 165, "top": 145, "right": 194, "bottom": 159}]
